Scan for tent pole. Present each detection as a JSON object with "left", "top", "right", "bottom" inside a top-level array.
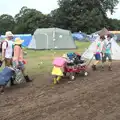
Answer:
[{"left": 44, "top": 33, "right": 49, "bottom": 49}]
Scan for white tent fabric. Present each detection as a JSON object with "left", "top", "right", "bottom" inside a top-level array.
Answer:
[
  {"left": 111, "top": 39, "right": 120, "bottom": 60},
  {"left": 82, "top": 37, "right": 120, "bottom": 60}
]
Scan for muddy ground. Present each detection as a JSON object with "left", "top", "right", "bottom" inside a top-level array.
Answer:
[{"left": 1, "top": 62, "right": 120, "bottom": 120}]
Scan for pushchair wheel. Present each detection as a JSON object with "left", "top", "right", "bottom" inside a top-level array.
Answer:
[
  {"left": 84, "top": 71, "right": 88, "bottom": 76},
  {"left": 69, "top": 73, "right": 75, "bottom": 80}
]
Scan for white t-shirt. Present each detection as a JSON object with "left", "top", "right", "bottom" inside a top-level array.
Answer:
[{"left": 2, "top": 40, "right": 13, "bottom": 59}]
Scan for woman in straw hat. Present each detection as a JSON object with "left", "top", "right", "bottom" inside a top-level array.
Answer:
[{"left": 12, "top": 38, "right": 32, "bottom": 83}]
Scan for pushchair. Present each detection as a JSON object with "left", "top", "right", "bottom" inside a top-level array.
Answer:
[
  {"left": 0, "top": 61, "right": 25, "bottom": 93},
  {"left": 63, "top": 52, "right": 88, "bottom": 80},
  {"left": 0, "top": 66, "right": 24, "bottom": 93}
]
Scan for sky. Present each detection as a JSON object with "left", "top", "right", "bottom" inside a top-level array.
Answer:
[{"left": 0, "top": 0, "right": 120, "bottom": 19}]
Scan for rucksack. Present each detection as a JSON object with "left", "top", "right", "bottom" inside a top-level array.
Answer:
[{"left": 0, "top": 41, "right": 8, "bottom": 53}]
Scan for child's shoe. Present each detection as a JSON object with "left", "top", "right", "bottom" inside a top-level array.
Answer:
[{"left": 56, "top": 76, "right": 61, "bottom": 84}]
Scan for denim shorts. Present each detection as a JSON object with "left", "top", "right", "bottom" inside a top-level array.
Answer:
[
  {"left": 102, "top": 53, "right": 112, "bottom": 62},
  {"left": 94, "top": 53, "right": 101, "bottom": 60},
  {"left": 12, "top": 61, "right": 24, "bottom": 70}
]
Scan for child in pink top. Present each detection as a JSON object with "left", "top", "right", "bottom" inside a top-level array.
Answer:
[{"left": 52, "top": 54, "right": 68, "bottom": 84}]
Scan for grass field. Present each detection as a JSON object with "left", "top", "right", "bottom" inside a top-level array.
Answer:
[
  {"left": 0, "top": 41, "right": 90, "bottom": 73},
  {"left": 25, "top": 41, "right": 90, "bottom": 74}
]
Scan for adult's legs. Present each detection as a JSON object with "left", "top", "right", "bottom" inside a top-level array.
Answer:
[
  {"left": 108, "top": 54, "right": 112, "bottom": 71},
  {"left": 5, "top": 58, "right": 15, "bottom": 86},
  {"left": 101, "top": 53, "right": 107, "bottom": 70},
  {"left": 102, "top": 53, "right": 112, "bottom": 71},
  {"left": 19, "top": 61, "right": 32, "bottom": 82},
  {"left": 93, "top": 60, "right": 100, "bottom": 66},
  {"left": 92, "top": 53, "right": 101, "bottom": 70},
  {"left": 92, "top": 60, "right": 100, "bottom": 70}
]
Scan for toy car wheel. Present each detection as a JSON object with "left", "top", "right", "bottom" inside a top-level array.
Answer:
[
  {"left": 84, "top": 71, "right": 88, "bottom": 76},
  {"left": 69, "top": 73, "right": 76, "bottom": 80}
]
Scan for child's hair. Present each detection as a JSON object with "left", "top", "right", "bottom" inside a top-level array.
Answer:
[
  {"left": 100, "top": 36, "right": 105, "bottom": 39},
  {"left": 62, "top": 54, "right": 67, "bottom": 59},
  {"left": 14, "top": 44, "right": 22, "bottom": 48},
  {"left": 107, "top": 34, "right": 112, "bottom": 38}
]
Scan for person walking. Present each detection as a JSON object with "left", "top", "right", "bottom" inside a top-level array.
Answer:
[
  {"left": 102, "top": 34, "right": 113, "bottom": 71},
  {"left": 12, "top": 38, "right": 32, "bottom": 82},
  {"left": 92, "top": 36, "right": 104, "bottom": 70}
]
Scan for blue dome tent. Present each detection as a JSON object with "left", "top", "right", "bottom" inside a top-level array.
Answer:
[
  {"left": 0, "top": 34, "right": 32, "bottom": 47},
  {"left": 72, "top": 33, "right": 84, "bottom": 40},
  {"left": 14, "top": 34, "right": 32, "bottom": 47},
  {"left": 72, "top": 32, "right": 90, "bottom": 41}
]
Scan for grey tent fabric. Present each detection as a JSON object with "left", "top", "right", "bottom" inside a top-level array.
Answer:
[
  {"left": 94, "top": 28, "right": 110, "bottom": 36},
  {"left": 99, "top": 28, "right": 110, "bottom": 36},
  {"left": 28, "top": 28, "right": 76, "bottom": 49}
]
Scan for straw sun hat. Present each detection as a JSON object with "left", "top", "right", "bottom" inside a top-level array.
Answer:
[
  {"left": 14, "top": 38, "right": 24, "bottom": 45},
  {"left": 5, "top": 31, "right": 14, "bottom": 37}
]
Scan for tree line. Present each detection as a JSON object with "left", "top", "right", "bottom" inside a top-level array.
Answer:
[{"left": 0, "top": 0, "right": 120, "bottom": 35}]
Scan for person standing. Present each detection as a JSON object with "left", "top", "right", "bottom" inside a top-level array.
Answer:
[
  {"left": 2, "top": 31, "right": 14, "bottom": 66},
  {"left": 12, "top": 38, "right": 32, "bottom": 82},
  {"left": 102, "top": 34, "right": 113, "bottom": 71}
]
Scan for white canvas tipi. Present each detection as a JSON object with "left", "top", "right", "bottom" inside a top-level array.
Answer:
[{"left": 82, "top": 37, "right": 120, "bottom": 60}]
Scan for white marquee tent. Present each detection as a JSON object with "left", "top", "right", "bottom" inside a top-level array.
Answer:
[{"left": 82, "top": 37, "right": 120, "bottom": 60}]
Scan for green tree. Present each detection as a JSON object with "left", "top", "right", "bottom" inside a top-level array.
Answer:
[
  {"left": 109, "top": 18, "right": 120, "bottom": 30},
  {"left": 51, "top": 0, "right": 119, "bottom": 33},
  {"left": 0, "top": 14, "right": 15, "bottom": 34},
  {"left": 14, "top": 6, "right": 53, "bottom": 34}
]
